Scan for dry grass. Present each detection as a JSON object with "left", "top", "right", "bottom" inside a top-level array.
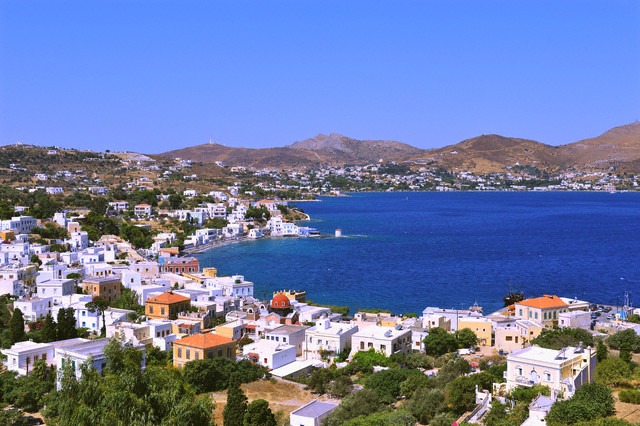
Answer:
[
  {"left": 613, "top": 390, "right": 640, "bottom": 423},
  {"left": 210, "top": 378, "right": 339, "bottom": 425}
]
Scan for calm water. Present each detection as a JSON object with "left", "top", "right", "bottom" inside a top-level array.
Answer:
[{"left": 195, "top": 192, "right": 640, "bottom": 315}]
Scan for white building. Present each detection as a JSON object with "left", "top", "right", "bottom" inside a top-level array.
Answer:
[
  {"left": 55, "top": 338, "right": 145, "bottom": 389},
  {"left": 14, "top": 297, "right": 53, "bottom": 322},
  {"left": 243, "top": 340, "right": 296, "bottom": 370},
  {"left": 0, "top": 279, "right": 22, "bottom": 297},
  {"left": 503, "top": 345, "right": 596, "bottom": 398},
  {"left": 37, "top": 279, "right": 75, "bottom": 304},
  {"left": 290, "top": 400, "right": 338, "bottom": 426},
  {"left": 558, "top": 311, "right": 592, "bottom": 329},
  {"left": 303, "top": 317, "right": 358, "bottom": 360},
  {"left": 2, "top": 338, "right": 85, "bottom": 376},
  {"left": 350, "top": 325, "right": 412, "bottom": 357},
  {"left": 0, "top": 216, "right": 37, "bottom": 234}
]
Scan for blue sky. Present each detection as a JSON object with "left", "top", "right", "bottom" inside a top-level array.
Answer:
[{"left": 1, "top": 1, "right": 639, "bottom": 152}]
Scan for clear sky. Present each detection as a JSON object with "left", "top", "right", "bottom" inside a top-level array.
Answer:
[{"left": 1, "top": 1, "right": 639, "bottom": 152}]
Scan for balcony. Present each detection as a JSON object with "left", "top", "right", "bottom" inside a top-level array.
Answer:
[{"left": 514, "top": 376, "right": 539, "bottom": 387}]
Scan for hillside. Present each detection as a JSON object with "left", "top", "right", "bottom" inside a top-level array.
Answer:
[
  {"left": 559, "top": 122, "right": 640, "bottom": 171},
  {"left": 159, "top": 134, "right": 425, "bottom": 168},
  {"left": 412, "top": 123, "right": 640, "bottom": 174},
  {"left": 288, "top": 133, "right": 425, "bottom": 163}
]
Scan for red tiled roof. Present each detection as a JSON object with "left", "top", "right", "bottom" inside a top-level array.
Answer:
[
  {"left": 516, "top": 295, "right": 567, "bottom": 309},
  {"left": 146, "top": 291, "right": 190, "bottom": 305},
  {"left": 175, "top": 332, "right": 235, "bottom": 349}
]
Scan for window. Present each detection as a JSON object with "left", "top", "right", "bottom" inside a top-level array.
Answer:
[
  {"left": 553, "top": 311, "right": 557, "bottom": 319},
  {"left": 186, "top": 349, "right": 190, "bottom": 360},
  {"left": 161, "top": 307, "right": 165, "bottom": 315},
  {"left": 82, "top": 311, "right": 86, "bottom": 316},
  {"left": 157, "top": 332, "right": 160, "bottom": 337},
  {"left": 516, "top": 367, "right": 523, "bottom": 376},
  {"left": 368, "top": 342, "right": 373, "bottom": 348},
  {"left": 42, "top": 353, "right": 47, "bottom": 361},
  {"left": 195, "top": 352, "right": 199, "bottom": 360},
  {"left": 506, "top": 336, "right": 513, "bottom": 341},
  {"left": 544, "top": 372, "right": 551, "bottom": 381},
  {"left": 360, "top": 341, "right": 365, "bottom": 350},
  {"left": 149, "top": 306, "right": 154, "bottom": 314},
  {"left": 227, "top": 347, "right": 231, "bottom": 357},
  {"left": 380, "top": 345, "right": 386, "bottom": 351},
  {"left": 534, "top": 312, "right": 538, "bottom": 319},
  {"left": 217, "top": 348, "right": 222, "bottom": 357}
]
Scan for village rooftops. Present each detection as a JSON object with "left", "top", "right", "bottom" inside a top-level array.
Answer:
[
  {"left": 353, "top": 325, "right": 410, "bottom": 339},
  {"left": 267, "top": 324, "right": 310, "bottom": 335},
  {"left": 146, "top": 291, "right": 190, "bottom": 305},
  {"left": 83, "top": 276, "right": 120, "bottom": 284},
  {"left": 174, "top": 332, "right": 235, "bottom": 349},
  {"left": 516, "top": 295, "right": 567, "bottom": 309}
]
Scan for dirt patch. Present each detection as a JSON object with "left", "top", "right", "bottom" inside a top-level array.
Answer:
[
  {"left": 210, "top": 378, "right": 340, "bottom": 425},
  {"left": 614, "top": 390, "right": 640, "bottom": 423}
]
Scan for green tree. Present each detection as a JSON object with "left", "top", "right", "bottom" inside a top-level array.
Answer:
[
  {"left": 0, "top": 201, "right": 15, "bottom": 220},
  {"left": 30, "top": 253, "right": 42, "bottom": 266},
  {"left": 120, "top": 223, "right": 154, "bottom": 249},
  {"left": 41, "top": 312, "right": 57, "bottom": 343},
  {"left": 424, "top": 327, "right": 458, "bottom": 357},
  {"left": 56, "top": 307, "right": 77, "bottom": 340},
  {"left": 484, "top": 399, "right": 509, "bottom": 426},
  {"left": 596, "top": 357, "right": 632, "bottom": 386},
  {"left": 86, "top": 297, "right": 110, "bottom": 337},
  {"left": 223, "top": 372, "right": 248, "bottom": 426},
  {"left": 9, "top": 308, "right": 25, "bottom": 344},
  {"left": 365, "top": 368, "right": 418, "bottom": 402},
  {"left": 244, "top": 399, "right": 276, "bottom": 426},
  {"left": 627, "top": 314, "right": 640, "bottom": 324},
  {"left": 169, "top": 193, "right": 183, "bottom": 209},
  {"left": 328, "top": 375, "right": 353, "bottom": 398},
  {"left": 447, "top": 376, "right": 476, "bottom": 415},
  {"left": 407, "top": 388, "right": 445, "bottom": 424},
  {"left": 455, "top": 327, "right": 478, "bottom": 348},
  {"left": 324, "top": 389, "right": 383, "bottom": 425},
  {"left": 620, "top": 342, "right": 632, "bottom": 363},
  {"left": 531, "top": 327, "right": 594, "bottom": 350},
  {"left": 596, "top": 341, "right": 608, "bottom": 362},
  {"left": 343, "top": 409, "right": 417, "bottom": 426},
  {"left": 91, "top": 197, "right": 108, "bottom": 216},
  {"left": 546, "top": 382, "right": 614, "bottom": 425}
]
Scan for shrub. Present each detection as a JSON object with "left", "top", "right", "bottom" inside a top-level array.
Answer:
[{"left": 619, "top": 389, "right": 640, "bottom": 404}]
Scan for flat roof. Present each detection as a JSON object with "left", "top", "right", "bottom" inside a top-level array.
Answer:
[
  {"left": 291, "top": 400, "right": 338, "bottom": 418},
  {"left": 509, "top": 346, "right": 583, "bottom": 364}
]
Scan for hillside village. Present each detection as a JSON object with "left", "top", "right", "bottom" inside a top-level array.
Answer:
[{"left": 1, "top": 182, "right": 640, "bottom": 424}]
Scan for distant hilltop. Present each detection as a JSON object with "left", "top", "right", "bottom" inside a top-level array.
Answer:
[{"left": 158, "top": 123, "right": 640, "bottom": 173}]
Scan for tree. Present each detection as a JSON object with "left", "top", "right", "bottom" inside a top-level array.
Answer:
[
  {"left": 9, "top": 308, "right": 25, "bottom": 344},
  {"left": 531, "top": 327, "right": 594, "bottom": 350},
  {"left": 447, "top": 376, "right": 476, "bottom": 415},
  {"left": 86, "top": 297, "right": 110, "bottom": 337},
  {"left": 169, "top": 193, "right": 183, "bottom": 209},
  {"left": 91, "top": 197, "right": 108, "bottom": 216},
  {"left": 596, "top": 341, "right": 608, "bottom": 362},
  {"left": 324, "top": 389, "right": 383, "bottom": 425},
  {"left": 407, "top": 388, "right": 445, "bottom": 424},
  {"left": 30, "top": 253, "right": 42, "bottom": 266},
  {"left": 424, "top": 327, "right": 458, "bottom": 357},
  {"left": 546, "top": 382, "right": 614, "bottom": 424},
  {"left": 328, "top": 375, "right": 353, "bottom": 398},
  {"left": 244, "top": 399, "right": 276, "bottom": 426},
  {"left": 223, "top": 372, "right": 248, "bottom": 426},
  {"left": 596, "top": 357, "right": 632, "bottom": 386},
  {"left": 620, "top": 342, "right": 632, "bottom": 363},
  {"left": 365, "top": 368, "right": 418, "bottom": 402},
  {"left": 56, "top": 307, "right": 77, "bottom": 340},
  {"left": 606, "top": 328, "right": 640, "bottom": 352},
  {"left": 455, "top": 327, "right": 478, "bottom": 349},
  {"left": 484, "top": 399, "right": 509, "bottom": 426},
  {"left": 41, "top": 312, "right": 57, "bottom": 343}
]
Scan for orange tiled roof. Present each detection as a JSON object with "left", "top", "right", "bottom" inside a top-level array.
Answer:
[
  {"left": 175, "top": 332, "right": 235, "bottom": 349},
  {"left": 516, "top": 295, "right": 567, "bottom": 309},
  {"left": 146, "top": 291, "right": 190, "bottom": 305}
]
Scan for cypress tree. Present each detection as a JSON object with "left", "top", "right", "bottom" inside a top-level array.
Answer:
[
  {"left": 42, "top": 312, "right": 57, "bottom": 343},
  {"left": 223, "top": 372, "right": 247, "bottom": 426},
  {"left": 9, "top": 307, "right": 25, "bottom": 344},
  {"left": 57, "top": 307, "right": 77, "bottom": 340}
]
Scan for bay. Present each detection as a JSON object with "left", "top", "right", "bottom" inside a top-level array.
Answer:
[{"left": 194, "top": 192, "right": 640, "bottom": 315}]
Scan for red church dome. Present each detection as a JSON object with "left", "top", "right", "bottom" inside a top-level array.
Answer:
[{"left": 270, "top": 294, "right": 291, "bottom": 309}]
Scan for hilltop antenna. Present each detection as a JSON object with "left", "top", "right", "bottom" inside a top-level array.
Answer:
[{"left": 209, "top": 136, "right": 213, "bottom": 144}]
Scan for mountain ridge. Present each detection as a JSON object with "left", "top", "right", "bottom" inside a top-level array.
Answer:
[{"left": 158, "top": 123, "right": 640, "bottom": 172}]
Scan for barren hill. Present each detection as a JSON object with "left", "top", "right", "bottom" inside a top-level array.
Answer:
[
  {"left": 159, "top": 134, "right": 425, "bottom": 168},
  {"left": 416, "top": 134, "right": 561, "bottom": 174},
  {"left": 559, "top": 122, "right": 640, "bottom": 171},
  {"left": 288, "top": 133, "right": 424, "bottom": 162}
]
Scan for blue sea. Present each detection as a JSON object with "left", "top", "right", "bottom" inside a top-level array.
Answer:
[{"left": 194, "top": 192, "right": 640, "bottom": 316}]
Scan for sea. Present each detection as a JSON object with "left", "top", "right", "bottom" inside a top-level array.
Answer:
[{"left": 194, "top": 192, "right": 640, "bottom": 316}]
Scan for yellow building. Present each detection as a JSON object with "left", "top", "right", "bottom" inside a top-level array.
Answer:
[
  {"left": 514, "top": 295, "right": 569, "bottom": 327},
  {"left": 173, "top": 332, "right": 237, "bottom": 369},
  {"left": 145, "top": 291, "right": 190, "bottom": 320},
  {"left": 458, "top": 317, "right": 492, "bottom": 346},
  {"left": 82, "top": 276, "right": 121, "bottom": 303}
]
